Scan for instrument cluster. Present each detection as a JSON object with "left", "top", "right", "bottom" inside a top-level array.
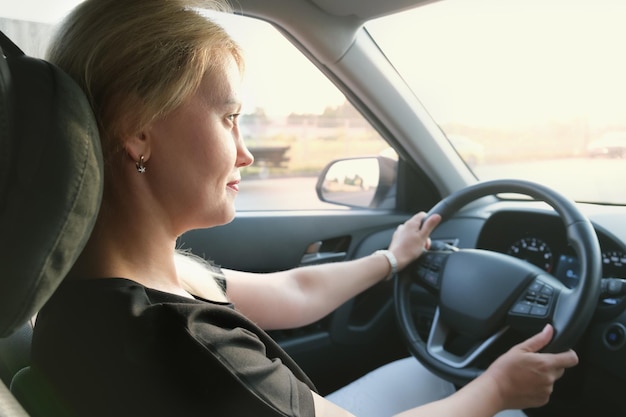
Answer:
[{"left": 477, "top": 210, "right": 626, "bottom": 290}]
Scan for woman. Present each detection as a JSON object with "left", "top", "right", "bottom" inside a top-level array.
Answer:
[{"left": 31, "top": 0, "right": 578, "bottom": 416}]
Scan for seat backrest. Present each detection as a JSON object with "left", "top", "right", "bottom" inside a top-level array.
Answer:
[
  {"left": 0, "top": 322, "right": 33, "bottom": 387},
  {"left": 0, "top": 30, "right": 104, "bottom": 416},
  {"left": 11, "top": 367, "right": 72, "bottom": 417}
]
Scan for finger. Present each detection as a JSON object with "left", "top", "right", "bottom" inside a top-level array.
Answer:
[
  {"left": 418, "top": 211, "right": 439, "bottom": 227},
  {"left": 405, "top": 211, "right": 428, "bottom": 227},
  {"left": 420, "top": 213, "right": 441, "bottom": 234},
  {"left": 515, "top": 324, "right": 554, "bottom": 353},
  {"left": 551, "top": 349, "right": 579, "bottom": 369},
  {"left": 398, "top": 213, "right": 428, "bottom": 235}
]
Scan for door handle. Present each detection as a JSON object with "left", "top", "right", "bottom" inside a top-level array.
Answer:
[{"left": 299, "top": 240, "right": 346, "bottom": 266}]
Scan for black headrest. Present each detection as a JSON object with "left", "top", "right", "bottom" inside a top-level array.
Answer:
[{"left": 0, "top": 32, "right": 103, "bottom": 337}]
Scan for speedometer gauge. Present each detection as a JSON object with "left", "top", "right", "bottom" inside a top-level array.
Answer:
[{"left": 507, "top": 237, "right": 553, "bottom": 272}]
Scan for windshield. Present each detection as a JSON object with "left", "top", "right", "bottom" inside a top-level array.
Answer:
[{"left": 366, "top": 0, "right": 626, "bottom": 205}]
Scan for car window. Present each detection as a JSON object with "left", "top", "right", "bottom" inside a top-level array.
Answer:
[
  {"left": 207, "top": 12, "right": 395, "bottom": 211},
  {"left": 367, "top": 0, "right": 626, "bottom": 206},
  {"left": 0, "top": 8, "right": 395, "bottom": 211}
]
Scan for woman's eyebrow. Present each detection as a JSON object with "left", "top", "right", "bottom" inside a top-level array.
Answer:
[
  {"left": 224, "top": 96, "right": 241, "bottom": 105},
  {"left": 222, "top": 97, "right": 242, "bottom": 108}
]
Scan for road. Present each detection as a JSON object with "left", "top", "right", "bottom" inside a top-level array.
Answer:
[
  {"left": 235, "top": 158, "right": 626, "bottom": 211},
  {"left": 236, "top": 176, "right": 336, "bottom": 211}
]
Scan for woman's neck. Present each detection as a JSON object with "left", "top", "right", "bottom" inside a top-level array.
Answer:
[{"left": 68, "top": 200, "right": 193, "bottom": 299}]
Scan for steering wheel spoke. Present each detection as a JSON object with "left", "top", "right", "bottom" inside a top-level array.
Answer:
[{"left": 427, "top": 308, "right": 509, "bottom": 369}]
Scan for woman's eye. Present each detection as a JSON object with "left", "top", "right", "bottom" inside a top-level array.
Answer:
[{"left": 227, "top": 113, "right": 240, "bottom": 123}]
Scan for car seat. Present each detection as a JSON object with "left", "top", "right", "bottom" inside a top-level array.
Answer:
[
  {"left": 0, "top": 30, "right": 103, "bottom": 416},
  {"left": 0, "top": 321, "right": 33, "bottom": 389}
]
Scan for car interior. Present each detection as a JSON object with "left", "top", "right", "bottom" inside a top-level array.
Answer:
[{"left": 2, "top": 0, "right": 626, "bottom": 416}]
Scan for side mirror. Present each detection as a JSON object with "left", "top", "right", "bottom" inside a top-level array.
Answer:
[{"left": 315, "top": 156, "right": 397, "bottom": 209}]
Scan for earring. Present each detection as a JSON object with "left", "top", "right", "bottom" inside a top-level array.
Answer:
[{"left": 136, "top": 155, "right": 146, "bottom": 173}]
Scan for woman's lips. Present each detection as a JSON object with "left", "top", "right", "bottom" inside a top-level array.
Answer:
[{"left": 227, "top": 180, "right": 240, "bottom": 192}]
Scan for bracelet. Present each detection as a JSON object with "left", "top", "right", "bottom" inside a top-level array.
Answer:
[{"left": 375, "top": 249, "right": 397, "bottom": 281}]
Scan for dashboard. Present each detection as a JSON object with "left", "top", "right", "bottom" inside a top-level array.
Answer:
[
  {"left": 476, "top": 210, "right": 626, "bottom": 297},
  {"left": 415, "top": 202, "right": 626, "bottom": 415},
  {"left": 442, "top": 206, "right": 626, "bottom": 414}
]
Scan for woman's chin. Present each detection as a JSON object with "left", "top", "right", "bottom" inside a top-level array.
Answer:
[
  {"left": 210, "top": 208, "right": 237, "bottom": 228},
  {"left": 183, "top": 208, "right": 236, "bottom": 234}
]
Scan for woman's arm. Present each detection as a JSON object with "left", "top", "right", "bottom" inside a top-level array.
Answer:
[
  {"left": 224, "top": 212, "right": 441, "bottom": 330},
  {"left": 313, "top": 325, "right": 578, "bottom": 417}
]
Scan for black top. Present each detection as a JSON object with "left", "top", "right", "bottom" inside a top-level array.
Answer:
[{"left": 32, "top": 278, "right": 316, "bottom": 417}]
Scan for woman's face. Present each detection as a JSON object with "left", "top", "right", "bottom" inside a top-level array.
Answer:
[{"left": 144, "top": 54, "right": 253, "bottom": 235}]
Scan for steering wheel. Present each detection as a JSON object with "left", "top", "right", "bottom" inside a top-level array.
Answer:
[{"left": 394, "top": 179, "right": 602, "bottom": 385}]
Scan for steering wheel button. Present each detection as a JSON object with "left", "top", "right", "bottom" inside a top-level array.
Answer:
[
  {"left": 530, "top": 305, "right": 548, "bottom": 317},
  {"left": 528, "top": 282, "right": 543, "bottom": 292},
  {"left": 540, "top": 286, "right": 554, "bottom": 295},
  {"left": 512, "top": 302, "right": 532, "bottom": 315},
  {"left": 432, "top": 255, "right": 444, "bottom": 267},
  {"left": 524, "top": 294, "right": 537, "bottom": 303},
  {"left": 424, "top": 271, "right": 439, "bottom": 287},
  {"left": 537, "top": 296, "right": 550, "bottom": 305}
]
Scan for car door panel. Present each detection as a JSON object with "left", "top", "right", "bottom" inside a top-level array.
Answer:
[{"left": 179, "top": 211, "right": 409, "bottom": 272}]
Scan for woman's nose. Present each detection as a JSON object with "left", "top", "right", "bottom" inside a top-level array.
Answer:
[{"left": 236, "top": 136, "right": 254, "bottom": 167}]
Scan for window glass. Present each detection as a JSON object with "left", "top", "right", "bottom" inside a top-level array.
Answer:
[
  {"left": 210, "top": 13, "right": 394, "bottom": 211},
  {"left": 367, "top": 0, "right": 626, "bottom": 205},
  {"left": 0, "top": 8, "right": 394, "bottom": 211}
]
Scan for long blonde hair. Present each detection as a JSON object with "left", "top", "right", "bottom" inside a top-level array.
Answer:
[
  {"left": 175, "top": 250, "right": 228, "bottom": 300},
  {"left": 47, "top": 0, "right": 244, "bottom": 167}
]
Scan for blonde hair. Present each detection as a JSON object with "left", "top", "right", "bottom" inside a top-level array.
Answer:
[
  {"left": 175, "top": 250, "right": 228, "bottom": 301},
  {"left": 47, "top": 0, "right": 243, "bottom": 166}
]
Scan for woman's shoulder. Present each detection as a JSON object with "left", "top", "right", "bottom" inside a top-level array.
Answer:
[
  {"left": 33, "top": 276, "right": 243, "bottom": 361},
  {"left": 41, "top": 277, "right": 148, "bottom": 309},
  {"left": 41, "top": 277, "right": 232, "bottom": 315}
]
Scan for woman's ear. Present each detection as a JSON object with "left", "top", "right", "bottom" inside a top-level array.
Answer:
[{"left": 123, "top": 130, "right": 151, "bottom": 165}]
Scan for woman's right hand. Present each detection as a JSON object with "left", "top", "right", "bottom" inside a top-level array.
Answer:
[{"left": 479, "top": 324, "right": 579, "bottom": 411}]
